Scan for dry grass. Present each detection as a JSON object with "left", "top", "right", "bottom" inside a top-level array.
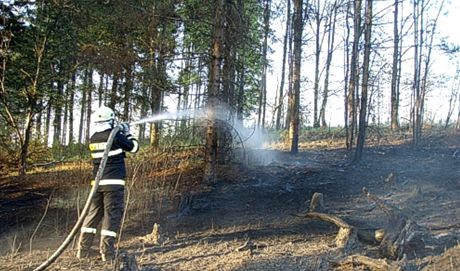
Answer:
[
  {"left": 0, "top": 146, "right": 206, "bottom": 263},
  {"left": 3, "top": 129, "right": 460, "bottom": 270}
]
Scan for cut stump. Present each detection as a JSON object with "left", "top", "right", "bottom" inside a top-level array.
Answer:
[
  {"left": 363, "top": 187, "right": 425, "bottom": 260},
  {"left": 309, "top": 192, "right": 324, "bottom": 212}
]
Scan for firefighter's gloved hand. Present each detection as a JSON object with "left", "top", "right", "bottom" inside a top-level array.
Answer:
[{"left": 120, "top": 122, "right": 130, "bottom": 135}]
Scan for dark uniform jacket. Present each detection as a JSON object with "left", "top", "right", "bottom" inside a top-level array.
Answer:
[{"left": 89, "top": 129, "right": 139, "bottom": 191}]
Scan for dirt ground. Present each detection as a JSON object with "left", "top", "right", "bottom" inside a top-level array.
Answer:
[{"left": 2, "top": 135, "right": 460, "bottom": 270}]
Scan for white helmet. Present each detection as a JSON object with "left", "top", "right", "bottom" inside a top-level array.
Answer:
[{"left": 92, "top": 106, "right": 115, "bottom": 123}]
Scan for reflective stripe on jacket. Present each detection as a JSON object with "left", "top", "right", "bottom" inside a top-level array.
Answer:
[{"left": 89, "top": 129, "right": 138, "bottom": 191}]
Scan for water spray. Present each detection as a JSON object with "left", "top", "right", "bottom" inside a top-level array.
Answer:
[{"left": 130, "top": 109, "right": 206, "bottom": 126}]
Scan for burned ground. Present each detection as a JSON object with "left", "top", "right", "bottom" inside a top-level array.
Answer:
[{"left": 1, "top": 136, "right": 460, "bottom": 270}]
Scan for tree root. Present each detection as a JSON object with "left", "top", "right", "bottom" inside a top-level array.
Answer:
[
  {"left": 298, "top": 189, "right": 425, "bottom": 265},
  {"left": 115, "top": 252, "right": 139, "bottom": 271},
  {"left": 331, "top": 254, "right": 408, "bottom": 271},
  {"left": 363, "top": 187, "right": 424, "bottom": 260}
]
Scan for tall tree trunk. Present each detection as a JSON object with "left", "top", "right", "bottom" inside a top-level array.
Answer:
[
  {"left": 180, "top": 44, "right": 192, "bottom": 131},
  {"left": 285, "top": 6, "right": 295, "bottom": 130},
  {"left": 78, "top": 72, "right": 87, "bottom": 144},
  {"left": 313, "top": 0, "right": 321, "bottom": 128},
  {"left": 418, "top": 0, "right": 445, "bottom": 131},
  {"left": 109, "top": 72, "right": 119, "bottom": 109},
  {"left": 36, "top": 100, "right": 43, "bottom": 138},
  {"left": 446, "top": 70, "right": 460, "bottom": 128},
  {"left": 149, "top": 86, "right": 162, "bottom": 148},
  {"left": 98, "top": 73, "right": 104, "bottom": 107},
  {"left": 19, "top": 112, "right": 34, "bottom": 175},
  {"left": 289, "top": 0, "right": 303, "bottom": 154},
  {"left": 355, "top": 0, "right": 373, "bottom": 161},
  {"left": 138, "top": 84, "right": 148, "bottom": 141},
  {"left": 390, "top": 0, "right": 400, "bottom": 130},
  {"left": 62, "top": 84, "right": 68, "bottom": 145},
  {"left": 347, "top": 0, "right": 362, "bottom": 150},
  {"left": 53, "top": 70, "right": 64, "bottom": 146},
  {"left": 344, "top": 0, "right": 351, "bottom": 149},
  {"left": 412, "top": 0, "right": 424, "bottom": 146},
  {"left": 44, "top": 98, "right": 52, "bottom": 145},
  {"left": 68, "top": 73, "right": 76, "bottom": 144},
  {"left": 222, "top": 1, "right": 237, "bottom": 115},
  {"left": 456, "top": 86, "right": 460, "bottom": 130},
  {"left": 319, "top": 1, "right": 338, "bottom": 127},
  {"left": 123, "top": 64, "right": 133, "bottom": 121},
  {"left": 236, "top": 51, "right": 246, "bottom": 121},
  {"left": 204, "top": 0, "right": 225, "bottom": 183},
  {"left": 276, "top": 0, "right": 290, "bottom": 130},
  {"left": 85, "top": 69, "right": 93, "bottom": 143},
  {"left": 182, "top": 69, "right": 190, "bottom": 130},
  {"left": 258, "top": 0, "right": 271, "bottom": 128}
]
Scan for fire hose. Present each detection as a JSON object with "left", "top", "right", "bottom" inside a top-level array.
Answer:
[
  {"left": 32, "top": 110, "right": 206, "bottom": 270},
  {"left": 33, "top": 125, "right": 121, "bottom": 271}
]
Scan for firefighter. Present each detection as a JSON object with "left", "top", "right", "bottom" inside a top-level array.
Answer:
[{"left": 77, "top": 106, "right": 139, "bottom": 262}]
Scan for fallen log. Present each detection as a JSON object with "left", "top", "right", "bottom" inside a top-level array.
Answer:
[
  {"left": 304, "top": 211, "right": 357, "bottom": 250},
  {"left": 299, "top": 193, "right": 386, "bottom": 251}
]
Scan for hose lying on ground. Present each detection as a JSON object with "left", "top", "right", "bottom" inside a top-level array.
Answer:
[{"left": 33, "top": 126, "right": 121, "bottom": 271}]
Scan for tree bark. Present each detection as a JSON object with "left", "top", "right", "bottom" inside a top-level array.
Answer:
[
  {"left": 289, "top": 0, "right": 303, "bottom": 154},
  {"left": 19, "top": 113, "right": 34, "bottom": 175},
  {"left": 285, "top": 7, "right": 294, "bottom": 130},
  {"left": 109, "top": 72, "right": 119, "bottom": 110},
  {"left": 222, "top": 1, "right": 237, "bottom": 115},
  {"left": 45, "top": 98, "right": 52, "bottom": 145},
  {"left": 275, "top": 0, "right": 290, "bottom": 130},
  {"left": 52, "top": 67, "right": 64, "bottom": 146},
  {"left": 412, "top": 0, "right": 445, "bottom": 145},
  {"left": 138, "top": 84, "right": 148, "bottom": 141},
  {"left": 355, "top": 0, "right": 373, "bottom": 162},
  {"left": 123, "top": 64, "right": 133, "bottom": 121},
  {"left": 36, "top": 100, "right": 43, "bottom": 139},
  {"left": 258, "top": 0, "right": 271, "bottom": 129},
  {"left": 312, "top": 0, "right": 322, "bottom": 128},
  {"left": 344, "top": 0, "right": 351, "bottom": 149},
  {"left": 68, "top": 73, "right": 76, "bottom": 144},
  {"left": 62, "top": 83, "right": 68, "bottom": 145},
  {"left": 204, "top": 0, "right": 225, "bottom": 183},
  {"left": 390, "top": 0, "right": 400, "bottom": 130},
  {"left": 85, "top": 69, "right": 93, "bottom": 143},
  {"left": 412, "top": 0, "right": 422, "bottom": 146},
  {"left": 78, "top": 72, "right": 86, "bottom": 144},
  {"left": 236, "top": 51, "right": 246, "bottom": 121},
  {"left": 319, "top": 1, "right": 338, "bottom": 128},
  {"left": 149, "top": 85, "right": 162, "bottom": 148},
  {"left": 347, "top": 0, "right": 362, "bottom": 150},
  {"left": 97, "top": 73, "right": 104, "bottom": 107}
]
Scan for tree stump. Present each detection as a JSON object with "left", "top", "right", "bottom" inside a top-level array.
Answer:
[
  {"left": 356, "top": 228, "right": 385, "bottom": 245},
  {"left": 149, "top": 223, "right": 161, "bottom": 244},
  {"left": 309, "top": 192, "right": 324, "bottom": 212},
  {"left": 363, "top": 187, "right": 425, "bottom": 260},
  {"left": 115, "top": 252, "right": 139, "bottom": 271}
]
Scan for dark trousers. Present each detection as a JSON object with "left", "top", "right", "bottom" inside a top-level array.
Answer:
[{"left": 78, "top": 189, "right": 124, "bottom": 257}]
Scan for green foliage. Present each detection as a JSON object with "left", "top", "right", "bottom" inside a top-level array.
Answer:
[{"left": 0, "top": 0, "right": 273, "bottom": 172}]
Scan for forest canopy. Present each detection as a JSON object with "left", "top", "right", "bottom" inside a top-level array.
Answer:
[{"left": 0, "top": 0, "right": 458, "bottom": 175}]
